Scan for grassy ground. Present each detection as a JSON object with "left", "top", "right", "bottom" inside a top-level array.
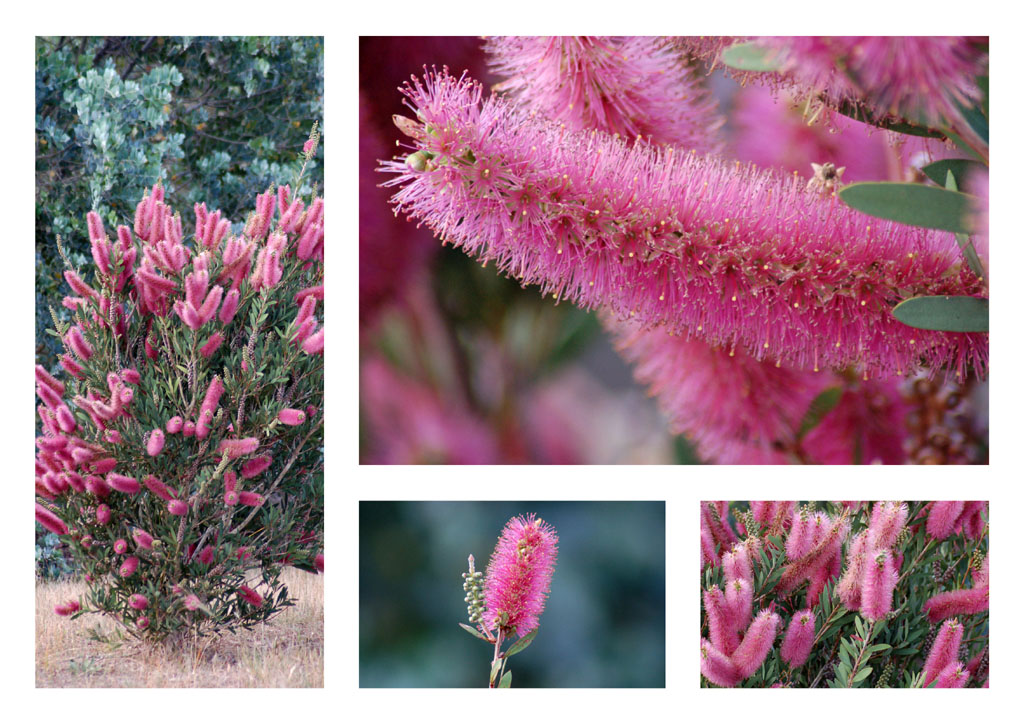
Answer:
[{"left": 36, "top": 568, "right": 323, "bottom": 687}]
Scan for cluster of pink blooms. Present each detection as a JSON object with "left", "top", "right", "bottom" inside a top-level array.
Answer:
[
  {"left": 36, "top": 178, "right": 326, "bottom": 631},
  {"left": 482, "top": 514, "right": 559, "bottom": 637},
  {"left": 701, "top": 501, "right": 988, "bottom": 687}
]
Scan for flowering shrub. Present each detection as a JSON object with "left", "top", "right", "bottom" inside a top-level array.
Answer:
[
  {"left": 369, "top": 36, "right": 988, "bottom": 464},
  {"left": 700, "top": 501, "right": 988, "bottom": 687},
  {"left": 460, "top": 514, "right": 558, "bottom": 687},
  {"left": 34, "top": 131, "right": 325, "bottom": 641}
]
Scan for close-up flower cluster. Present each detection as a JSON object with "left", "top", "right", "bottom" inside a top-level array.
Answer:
[
  {"left": 35, "top": 139, "right": 325, "bottom": 641},
  {"left": 700, "top": 501, "right": 988, "bottom": 687},
  {"left": 362, "top": 36, "right": 988, "bottom": 464}
]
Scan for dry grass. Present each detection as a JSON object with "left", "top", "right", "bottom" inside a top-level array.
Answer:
[{"left": 36, "top": 568, "right": 323, "bottom": 687}]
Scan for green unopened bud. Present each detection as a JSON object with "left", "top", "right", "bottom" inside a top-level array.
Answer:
[{"left": 406, "top": 151, "right": 430, "bottom": 172}]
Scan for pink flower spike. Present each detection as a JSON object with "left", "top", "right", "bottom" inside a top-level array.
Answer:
[
  {"left": 224, "top": 470, "right": 237, "bottom": 493},
  {"left": 54, "top": 600, "right": 81, "bottom": 616},
  {"left": 927, "top": 501, "right": 966, "bottom": 541},
  {"left": 132, "top": 528, "right": 154, "bottom": 549},
  {"left": 199, "top": 332, "right": 224, "bottom": 358},
  {"left": 278, "top": 408, "right": 306, "bottom": 426},
  {"left": 119, "top": 556, "right": 139, "bottom": 578},
  {"left": 700, "top": 638, "right": 741, "bottom": 688},
  {"left": 933, "top": 661, "right": 970, "bottom": 688},
  {"left": 183, "top": 420, "right": 196, "bottom": 437},
  {"left": 315, "top": 553, "right": 324, "bottom": 572},
  {"left": 240, "top": 455, "right": 272, "bottom": 479},
  {"left": 732, "top": 610, "right": 781, "bottom": 679},
  {"left": 167, "top": 499, "right": 188, "bottom": 516},
  {"left": 35, "top": 503, "right": 68, "bottom": 536},
  {"left": 35, "top": 364, "right": 65, "bottom": 397},
  {"left": 238, "top": 585, "right": 263, "bottom": 607},
  {"left": 96, "top": 504, "right": 111, "bottom": 525},
  {"left": 166, "top": 416, "right": 184, "bottom": 434},
  {"left": 238, "top": 491, "right": 265, "bottom": 507},
  {"left": 302, "top": 327, "right": 324, "bottom": 355},
  {"left": 224, "top": 490, "right": 240, "bottom": 506},
  {"left": 107, "top": 473, "right": 141, "bottom": 495},
  {"left": 780, "top": 609, "right": 816, "bottom": 668},
  {"left": 136, "top": 616, "right": 149, "bottom": 630},
  {"left": 923, "top": 618, "right": 964, "bottom": 684},
  {"left": 483, "top": 513, "right": 559, "bottom": 638},
  {"left": 184, "top": 594, "right": 201, "bottom": 611},
  {"left": 129, "top": 594, "right": 149, "bottom": 610},
  {"left": 703, "top": 585, "right": 739, "bottom": 656},
  {"left": 974, "top": 554, "right": 989, "bottom": 588},
  {"left": 218, "top": 437, "right": 260, "bottom": 460},
  {"left": 113, "top": 538, "right": 128, "bottom": 554},
  {"left": 147, "top": 428, "right": 165, "bottom": 456},
  {"left": 724, "top": 577, "right": 753, "bottom": 634},
  {"left": 219, "top": 288, "right": 240, "bottom": 325},
  {"left": 860, "top": 549, "right": 897, "bottom": 621},
  {"left": 198, "top": 546, "right": 214, "bottom": 565},
  {"left": 923, "top": 587, "right": 989, "bottom": 623},
  {"left": 867, "top": 501, "right": 909, "bottom": 550},
  {"left": 60, "top": 354, "right": 84, "bottom": 379},
  {"left": 64, "top": 326, "right": 94, "bottom": 361},
  {"left": 721, "top": 545, "right": 752, "bottom": 583}
]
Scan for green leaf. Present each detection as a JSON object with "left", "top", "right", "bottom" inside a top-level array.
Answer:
[
  {"left": 504, "top": 628, "right": 538, "bottom": 658},
  {"left": 893, "top": 647, "right": 919, "bottom": 656},
  {"left": 866, "top": 643, "right": 892, "bottom": 654},
  {"left": 720, "top": 42, "right": 784, "bottom": 72},
  {"left": 498, "top": 671, "right": 512, "bottom": 688},
  {"left": 955, "top": 101, "right": 989, "bottom": 145},
  {"left": 892, "top": 296, "right": 988, "bottom": 333},
  {"left": 796, "top": 387, "right": 843, "bottom": 439},
  {"left": 922, "top": 159, "right": 987, "bottom": 189},
  {"left": 831, "top": 99, "right": 945, "bottom": 138},
  {"left": 853, "top": 666, "right": 873, "bottom": 683},
  {"left": 459, "top": 623, "right": 490, "bottom": 642},
  {"left": 490, "top": 658, "right": 502, "bottom": 684},
  {"left": 838, "top": 182, "right": 976, "bottom": 234}
]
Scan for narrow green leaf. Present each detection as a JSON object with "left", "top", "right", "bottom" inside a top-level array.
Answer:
[
  {"left": 838, "top": 182, "right": 976, "bottom": 234},
  {"left": 854, "top": 616, "right": 866, "bottom": 640},
  {"left": 720, "top": 42, "right": 784, "bottom": 72},
  {"left": 893, "top": 296, "right": 988, "bottom": 333},
  {"left": 942, "top": 169, "right": 987, "bottom": 280},
  {"left": 498, "top": 671, "right": 512, "bottom": 688},
  {"left": 831, "top": 99, "right": 945, "bottom": 138},
  {"left": 955, "top": 101, "right": 989, "bottom": 145},
  {"left": 839, "top": 643, "right": 852, "bottom": 669},
  {"left": 797, "top": 387, "right": 843, "bottom": 439},
  {"left": 853, "top": 666, "right": 874, "bottom": 683},
  {"left": 490, "top": 659, "right": 502, "bottom": 684},
  {"left": 944, "top": 128, "right": 987, "bottom": 163},
  {"left": 893, "top": 647, "right": 918, "bottom": 656},
  {"left": 459, "top": 623, "right": 490, "bottom": 642},
  {"left": 866, "top": 643, "right": 892, "bottom": 654},
  {"left": 922, "top": 159, "right": 987, "bottom": 189},
  {"left": 504, "top": 629, "right": 538, "bottom": 658}
]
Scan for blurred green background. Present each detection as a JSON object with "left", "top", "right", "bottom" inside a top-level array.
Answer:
[{"left": 359, "top": 501, "right": 665, "bottom": 687}]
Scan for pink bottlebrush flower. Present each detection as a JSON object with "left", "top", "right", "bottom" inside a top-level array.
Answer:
[
  {"left": 701, "top": 502, "right": 738, "bottom": 550},
  {"left": 113, "top": 539, "right": 128, "bottom": 554},
  {"left": 952, "top": 501, "right": 987, "bottom": 538},
  {"left": 64, "top": 270, "right": 99, "bottom": 301},
  {"left": 301, "top": 327, "right": 324, "bottom": 355},
  {"left": 966, "top": 168, "right": 989, "bottom": 268},
  {"left": 96, "top": 504, "right": 111, "bottom": 525},
  {"left": 933, "top": 661, "right": 970, "bottom": 688},
  {"left": 35, "top": 364, "right": 65, "bottom": 397},
  {"left": 238, "top": 491, "right": 264, "bottom": 507},
  {"left": 143, "top": 475, "right": 174, "bottom": 501},
  {"left": 721, "top": 545, "right": 753, "bottom": 583},
  {"left": 196, "top": 285, "right": 224, "bottom": 326},
  {"left": 296, "top": 285, "right": 324, "bottom": 305},
  {"left": 64, "top": 326, "right": 94, "bottom": 361},
  {"left": 732, "top": 610, "right": 781, "bottom": 679},
  {"left": 923, "top": 587, "right": 989, "bottom": 623},
  {"left": 198, "top": 546, "right": 214, "bottom": 565},
  {"left": 224, "top": 470, "right": 237, "bottom": 493},
  {"left": 136, "top": 616, "right": 149, "bottom": 630},
  {"left": 199, "top": 332, "right": 224, "bottom": 358},
  {"left": 120, "top": 368, "right": 141, "bottom": 385},
  {"left": 107, "top": 473, "right": 140, "bottom": 495},
  {"left": 166, "top": 416, "right": 184, "bottom": 434},
  {"left": 182, "top": 420, "right": 196, "bottom": 437},
  {"left": 801, "top": 379, "right": 912, "bottom": 464},
  {"left": 237, "top": 585, "right": 263, "bottom": 607},
  {"left": 806, "top": 546, "right": 842, "bottom": 609},
  {"left": 483, "top": 514, "right": 558, "bottom": 637},
  {"left": 147, "top": 428, "right": 165, "bottom": 456},
  {"left": 927, "top": 501, "right": 966, "bottom": 541},
  {"left": 35, "top": 503, "right": 68, "bottom": 536},
  {"left": 778, "top": 512, "right": 850, "bottom": 592},
  {"left": 294, "top": 295, "right": 317, "bottom": 329},
  {"left": 860, "top": 549, "right": 897, "bottom": 621},
  {"left": 60, "top": 354, "right": 84, "bottom": 379},
  {"left": 129, "top": 594, "right": 149, "bottom": 610},
  {"left": 382, "top": 69, "right": 986, "bottom": 380},
  {"left": 184, "top": 594, "right": 201, "bottom": 611},
  {"left": 56, "top": 404, "right": 76, "bottom": 432},
  {"left": 924, "top": 618, "right": 964, "bottom": 685},
  {"left": 240, "top": 455, "right": 272, "bottom": 479},
  {"left": 780, "top": 609, "right": 816, "bottom": 668},
  {"left": 92, "top": 457, "right": 117, "bottom": 475},
  {"left": 724, "top": 578, "right": 753, "bottom": 635},
  {"left": 700, "top": 523, "right": 719, "bottom": 569},
  {"left": 700, "top": 638, "right": 741, "bottom": 688},
  {"left": 315, "top": 553, "right": 324, "bottom": 572},
  {"left": 703, "top": 585, "right": 739, "bottom": 656},
  {"left": 867, "top": 501, "right": 909, "bottom": 550},
  {"left": 292, "top": 317, "right": 317, "bottom": 345},
  {"left": 236, "top": 546, "right": 251, "bottom": 561},
  {"left": 167, "top": 499, "right": 188, "bottom": 516},
  {"left": 119, "top": 556, "right": 139, "bottom": 578},
  {"left": 219, "top": 288, "right": 240, "bottom": 325},
  {"left": 218, "top": 437, "right": 260, "bottom": 460},
  {"left": 974, "top": 554, "right": 989, "bottom": 588},
  {"left": 185, "top": 269, "right": 209, "bottom": 309},
  {"left": 54, "top": 600, "right": 81, "bottom": 616},
  {"left": 485, "top": 36, "right": 723, "bottom": 152},
  {"left": 224, "top": 490, "right": 240, "bottom": 506},
  {"left": 196, "top": 376, "right": 225, "bottom": 440},
  {"left": 103, "top": 430, "right": 122, "bottom": 446},
  {"left": 132, "top": 528, "right": 154, "bottom": 550},
  {"left": 85, "top": 475, "right": 111, "bottom": 499},
  {"left": 278, "top": 408, "right": 306, "bottom": 426},
  {"left": 786, "top": 509, "right": 815, "bottom": 561}
]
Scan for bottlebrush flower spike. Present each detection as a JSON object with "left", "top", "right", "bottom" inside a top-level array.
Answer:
[
  {"left": 96, "top": 504, "right": 111, "bottom": 525},
  {"left": 167, "top": 499, "right": 188, "bottom": 516},
  {"left": 119, "top": 556, "right": 139, "bottom": 578},
  {"left": 129, "top": 594, "right": 149, "bottom": 610},
  {"left": 704, "top": 585, "right": 739, "bottom": 655},
  {"left": 923, "top": 587, "right": 989, "bottom": 623},
  {"left": 701, "top": 502, "right": 738, "bottom": 550},
  {"left": 732, "top": 610, "right": 781, "bottom": 678},
  {"left": 35, "top": 503, "right": 68, "bottom": 535},
  {"left": 278, "top": 408, "right": 306, "bottom": 426},
  {"left": 724, "top": 578, "right": 753, "bottom": 634},
  {"left": 700, "top": 638, "right": 741, "bottom": 688},
  {"left": 485, "top": 36, "right": 724, "bottom": 153},
  {"left": 933, "top": 661, "right": 970, "bottom": 688},
  {"left": 777, "top": 511, "right": 849, "bottom": 591},
  {"left": 923, "top": 618, "right": 964, "bottom": 685},
  {"left": 780, "top": 609, "right": 816, "bottom": 668},
  {"left": 237, "top": 585, "right": 263, "bottom": 607},
  {"left": 218, "top": 437, "right": 259, "bottom": 460},
  {"left": 240, "top": 455, "right": 272, "bottom": 479},
  {"left": 132, "top": 528, "right": 154, "bottom": 549},
  {"left": 927, "top": 501, "right": 966, "bottom": 541},
  {"left": 867, "top": 501, "right": 909, "bottom": 550},
  {"left": 113, "top": 538, "right": 128, "bottom": 554},
  {"left": 165, "top": 416, "right": 183, "bottom": 433},
  {"left": 147, "top": 428, "right": 165, "bottom": 456},
  {"left": 54, "top": 600, "right": 81, "bottom": 616},
  {"left": 974, "top": 553, "right": 989, "bottom": 588},
  {"left": 860, "top": 549, "right": 897, "bottom": 621},
  {"left": 722, "top": 544, "right": 753, "bottom": 583},
  {"left": 483, "top": 513, "right": 558, "bottom": 637},
  {"left": 380, "top": 69, "right": 987, "bottom": 380},
  {"left": 107, "top": 473, "right": 141, "bottom": 495}
]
